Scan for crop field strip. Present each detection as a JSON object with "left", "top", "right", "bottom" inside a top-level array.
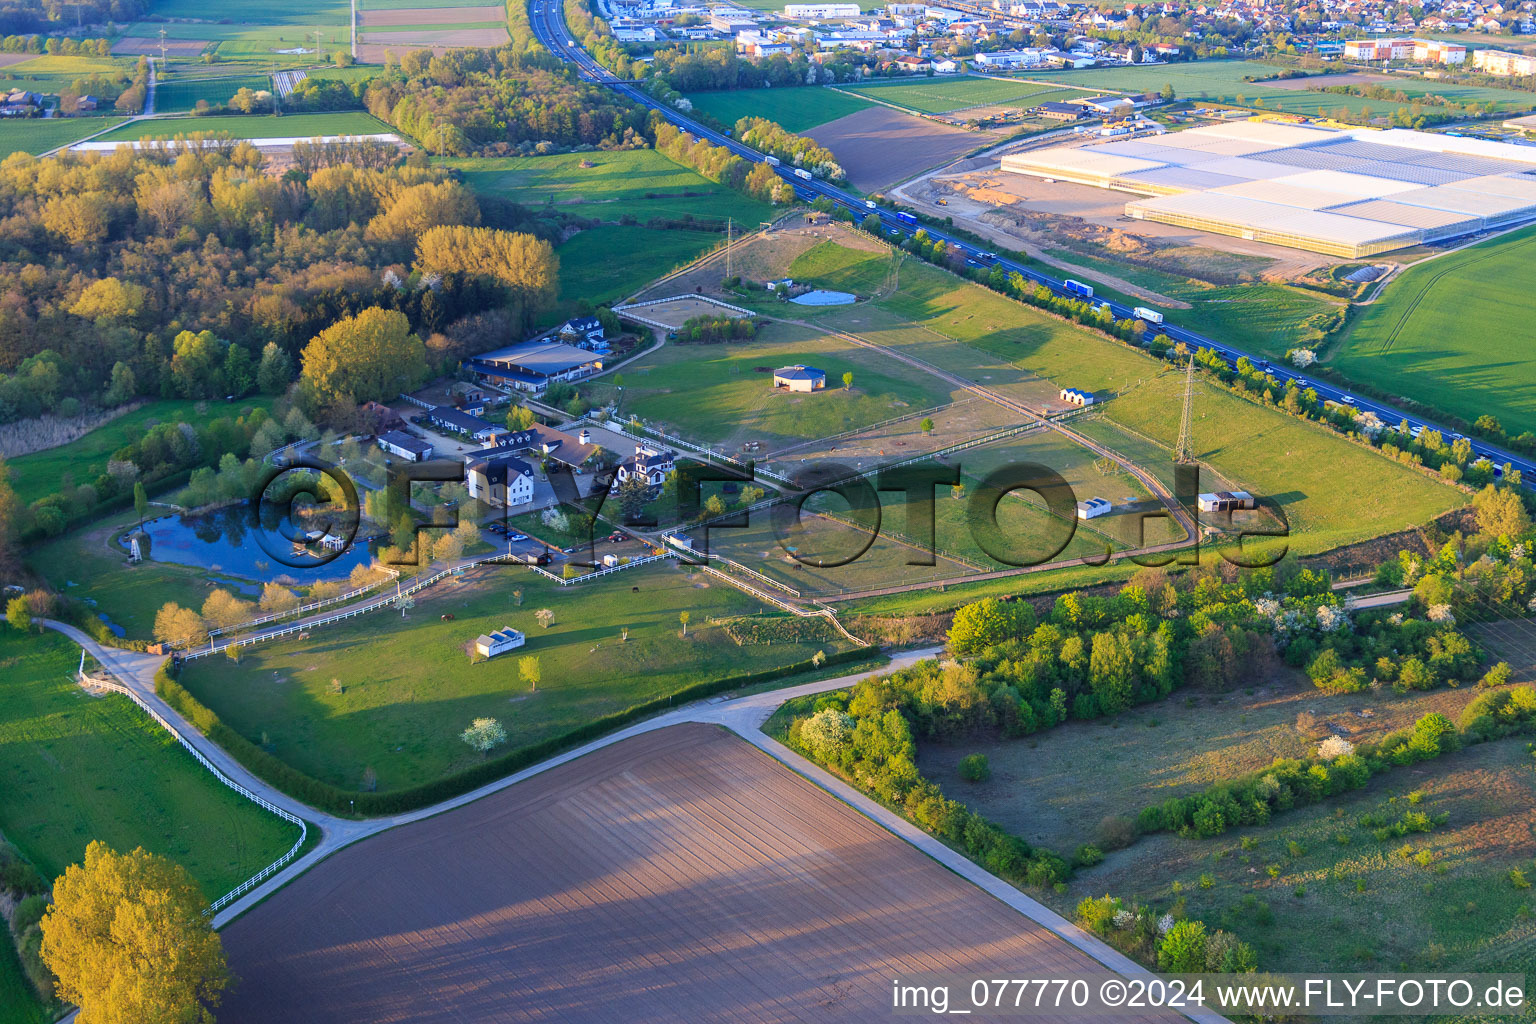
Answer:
[
  {"left": 843, "top": 76, "right": 1094, "bottom": 115},
  {"left": 217, "top": 723, "right": 1184, "bottom": 1023},
  {"left": 1336, "top": 221, "right": 1536, "bottom": 432}
]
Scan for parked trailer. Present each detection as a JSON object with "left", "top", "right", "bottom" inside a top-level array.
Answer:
[
  {"left": 1063, "top": 279, "right": 1093, "bottom": 299},
  {"left": 1133, "top": 306, "right": 1164, "bottom": 324},
  {"left": 793, "top": 168, "right": 812, "bottom": 180},
  {"left": 896, "top": 211, "right": 917, "bottom": 225}
]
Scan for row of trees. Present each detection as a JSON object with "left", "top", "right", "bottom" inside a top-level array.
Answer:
[
  {"left": 652, "top": 119, "right": 791, "bottom": 205},
  {"left": 1143, "top": 684, "right": 1536, "bottom": 840},
  {"left": 674, "top": 313, "right": 757, "bottom": 344},
  {"left": 734, "top": 116, "right": 845, "bottom": 183}
]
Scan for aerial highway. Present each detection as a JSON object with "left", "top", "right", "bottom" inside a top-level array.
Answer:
[{"left": 528, "top": 1, "right": 1536, "bottom": 492}]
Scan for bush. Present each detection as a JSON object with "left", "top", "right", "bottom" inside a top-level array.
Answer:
[
  {"left": 958, "top": 753, "right": 991, "bottom": 782},
  {"left": 1097, "top": 815, "right": 1138, "bottom": 851},
  {"left": 1157, "top": 920, "right": 1208, "bottom": 972}
]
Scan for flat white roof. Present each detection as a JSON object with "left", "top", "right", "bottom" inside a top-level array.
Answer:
[
  {"left": 1365, "top": 127, "right": 1536, "bottom": 166},
  {"left": 1211, "top": 179, "right": 1359, "bottom": 210},
  {"left": 1269, "top": 168, "right": 1423, "bottom": 198},
  {"left": 1001, "top": 149, "right": 1166, "bottom": 179},
  {"left": 1329, "top": 198, "right": 1479, "bottom": 230},
  {"left": 1126, "top": 191, "right": 1419, "bottom": 245},
  {"left": 1391, "top": 184, "right": 1536, "bottom": 217}
]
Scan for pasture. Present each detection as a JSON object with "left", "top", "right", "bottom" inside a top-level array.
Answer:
[
  {"left": 844, "top": 75, "right": 1094, "bottom": 114},
  {"left": 1334, "top": 223, "right": 1536, "bottom": 435},
  {"left": 444, "top": 148, "right": 775, "bottom": 224},
  {"left": 601, "top": 320, "right": 960, "bottom": 450},
  {"left": 920, "top": 667, "right": 1479, "bottom": 854},
  {"left": 1079, "top": 371, "right": 1464, "bottom": 554},
  {"left": 174, "top": 563, "right": 851, "bottom": 792},
  {"left": 684, "top": 85, "right": 874, "bottom": 132},
  {"left": 0, "top": 117, "right": 125, "bottom": 157},
  {"left": 152, "top": 73, "right": 274, "bottom": 114},
  {"left": 0, "top": 631, "right": 299, "bottom": 900},
  {"left": 217, "top": 723, "right": 1173, "bottom": 1022},
  {"left": 552, "top": 223, "right": 724, "bottom": 316},
  {"left": 91, "top": 111, "right": 392, "bottom": 141}
]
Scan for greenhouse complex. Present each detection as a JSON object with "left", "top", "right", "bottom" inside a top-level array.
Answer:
[{"left": 1000, "top": 121, "right": 1536, "bottom": 257}]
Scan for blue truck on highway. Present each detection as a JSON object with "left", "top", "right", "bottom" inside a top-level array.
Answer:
[
  {"left": 896, "top": 211, "right": 917, "bottom": 226},
  {"left": 1063, "top": 279, "right": 1093, "bottom": 299}
]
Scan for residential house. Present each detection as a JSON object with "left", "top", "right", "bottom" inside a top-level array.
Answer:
[
  {"left": 466, "top": 452, "right": 536, "bottom": 507},
  {"left": 557, "top": 315, "right": 608, "bottom": 351},
  {"left": 615, "top": 441, "right": 677, "bottom": 489}
]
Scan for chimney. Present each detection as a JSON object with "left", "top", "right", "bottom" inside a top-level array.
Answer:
[{"left": 579, "top": 428, "right": 591, "bottom": 445}]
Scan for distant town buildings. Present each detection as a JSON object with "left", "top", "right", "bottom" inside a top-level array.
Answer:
[
  {"left": 1474, "top": 48, "right": 1536, "bottom": 76},
  {"left": 1344, "top": 37, "right": 1465, "bottom": 63}
]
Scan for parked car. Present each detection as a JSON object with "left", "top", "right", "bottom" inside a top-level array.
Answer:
[{"left": 509, "top": 532, "right": 528, "bottom": 542}]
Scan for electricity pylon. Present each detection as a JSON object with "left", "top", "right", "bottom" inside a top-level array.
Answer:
[{"left": 1174, "top": 355, "right": 1196, "bottom": 466}]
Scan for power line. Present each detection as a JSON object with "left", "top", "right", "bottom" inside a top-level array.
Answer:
[{"left": 1174, "top": 355, "right": 1196, "bottom": 466}]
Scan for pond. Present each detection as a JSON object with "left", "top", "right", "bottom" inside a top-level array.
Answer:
[
  {"left": 791, "top": 289, "right": 857, "bottom": 306},
  {"left": 122, "top": 506, "right": 379, "bottom": 583}
]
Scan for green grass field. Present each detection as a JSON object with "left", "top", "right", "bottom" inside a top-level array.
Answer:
[
  {"left": 6, "top": 397, "right": 274, "bottom": 508},
  {"left": 175, "top": 563, "right": 850, "bottom": 791},
  {"left": 552, "top": 223, "right": 723, "bottom": 316},
  {"left": 444, "top": 148, "right": 776, "bottom": 224},
  {"left": 0, "top": 932, "right": 46, "bottom": 1024},
  {"left": 152, "top": 73, "right": 274, "bottom": 113},
  {"left": 0, "top": 117, "right": 126, "bottom": 157},
  {"left": 787, "top": 238, "right": 897, "bottom": 294},
  {"left": 120, "top": 19, "right": 350, "bottom": 61},
  {"left": 606, "top": 320, "right": 959, "bottom": 448},
  {"left": 0, "top": 630, "right": 300, "bottom": 900},
  {"left": 1026, "top": 60, "right": 1536, "bottom": 118},
  {"left": 0, "top": 54, "right": 133, "bottom": 94},
  {"left": 1082, "top": 371, "right": 1464, "bottom": 553},
  {"left": 94, "top": 111, "right": 389, "bottom": 141},
  {"left": 1334, "top": 223, "right": 1536, "bottom": 435},
  {"left": 844, "top": 76, "right": 1093, "bottom": 114},
  {"left": 137, "top": 0, "right": 349, "bottom": 22},
  {"left": 684, "top": 85, "right": 874, "bottom": 132}
]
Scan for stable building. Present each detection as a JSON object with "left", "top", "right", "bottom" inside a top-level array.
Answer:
[
  {"left": 773, "top": 364, "right": 827, "bottom": 392},
  {"left": 427, "top": 405, "right": 498, "bottom": 440},
  {"left": 1198, "top": 490, "right": 1257, "bottom": 512},
  {"left": 1060, "top": 387, "right": 1096, "bottom": 406},
  {"left": 474, "top": 627, "right": 526, "bottom": 660},
  {"left": 468, "top": 339, "right": 605, "bottom": 395},
  {"left": 377, "top": 430, "right": 433, "bottom": 462},
  {"left": 1077, "top": 496, "right": 1113, "bottom": 519}
]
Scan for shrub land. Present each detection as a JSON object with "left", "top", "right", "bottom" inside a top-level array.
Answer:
[{"left": 778, "top": 515, "right": 1536, "bottom": 974}]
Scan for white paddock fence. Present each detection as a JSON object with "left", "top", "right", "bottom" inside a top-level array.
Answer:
[
  {"left": 75, "top": 668, "right": 308, "bottom": 916},
  {"left": 182, "top": 551, "right": 669, "bottom": 661}
]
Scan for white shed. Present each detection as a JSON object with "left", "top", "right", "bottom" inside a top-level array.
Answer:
[{"left": 474, "top": 627, "right": 526, "bottom": 660}]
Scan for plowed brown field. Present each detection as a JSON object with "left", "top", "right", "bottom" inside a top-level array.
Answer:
[{"left": 219, "top": 723, "right": 1181, "bottom": 1022}]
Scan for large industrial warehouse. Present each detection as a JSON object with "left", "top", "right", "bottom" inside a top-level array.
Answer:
[{"left": 999, "top": 121, "right": 1536, "bottom": 257}]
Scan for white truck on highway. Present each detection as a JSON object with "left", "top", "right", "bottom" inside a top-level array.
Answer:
[
  {"left": 793, "top": 168, "right": 812, "bottom": 180},
  {"left": 1133, "top": 306, "right": 1164, "bottom": 324},
  {"left": 764, "top": 155, "right": 780, "bottom": 166}
]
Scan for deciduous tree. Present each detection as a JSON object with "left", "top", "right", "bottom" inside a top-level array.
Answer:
[
  {"left": 40, "top": 842, "right": 228, "bottom": 1024},
  {"left": 300, "top": 307, "right": 428, "bottom": 405}
]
